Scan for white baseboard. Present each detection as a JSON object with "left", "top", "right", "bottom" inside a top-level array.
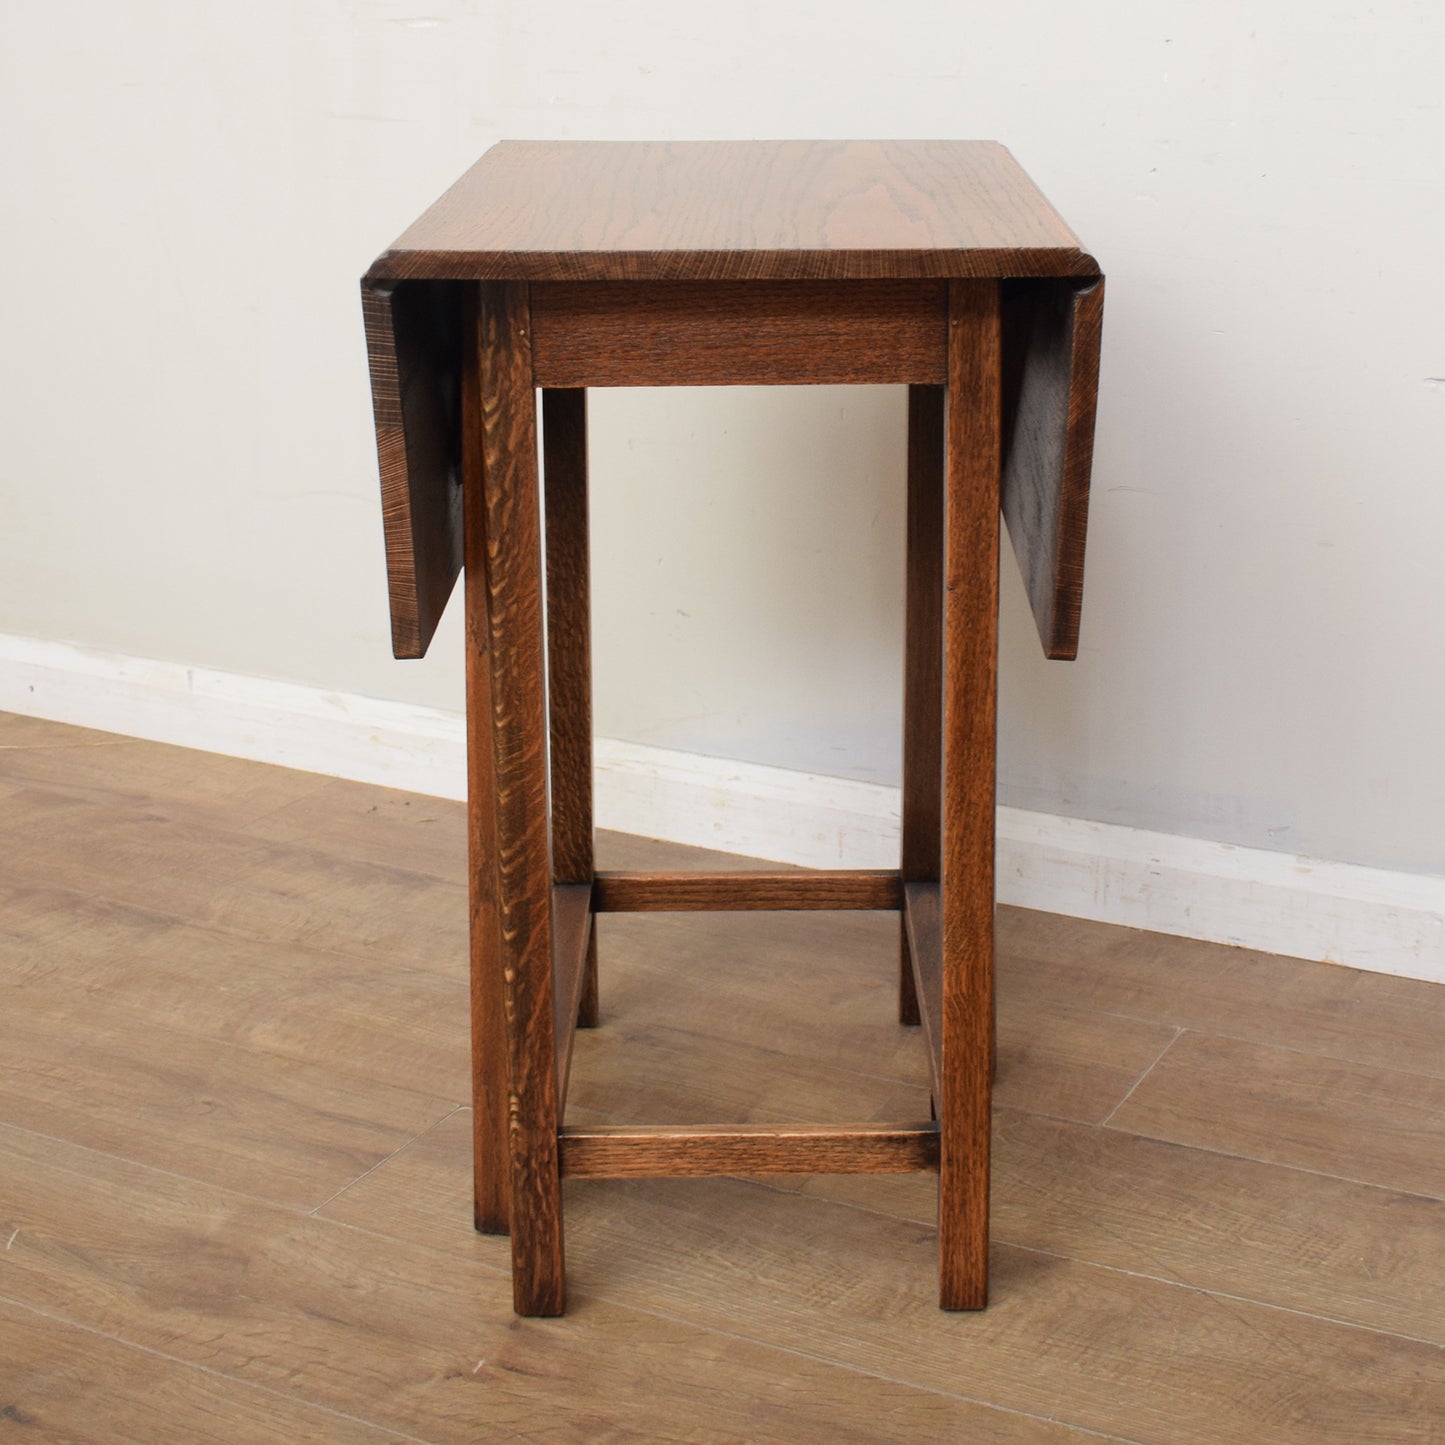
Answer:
[
  {"left": 0, "top": 634, "right": 470, "bottom": 800},
  {"left": 3, "top": 633, "right": 1441, "bottom": 985},
  {"left": 592, "top": 737, "right": 1445, "bottom": 984}
]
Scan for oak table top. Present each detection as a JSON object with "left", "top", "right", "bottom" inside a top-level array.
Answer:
[
  {"left": 364, "top": 139, "right": 1099, "bottom": 283},
  {"left": 361, "top": 140, "right": 1105, "bottom": 661}
]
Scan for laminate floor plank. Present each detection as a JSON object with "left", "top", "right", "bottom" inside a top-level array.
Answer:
[
  {"left": 0, "top": 714, "right": 332, "bottom": 828},
  {"left": 5, "top": 713, "right": 1444, "bottom": 1441},
  {"left": 568, "top": 1017, "right": 931, "bottom": 1126},
  {"left": 1, "top": 877, "right": 471, "bottom": 1101},
  {"left": 765, "top": 1108, "right": 1445, "bottom": 1345},
  {"left": 0, "top": 713, "right": 124, "bottom": 748},
  {"left": 1000, "top": 908, "right": 1445, "bottom": 1080},
  {"left": 594, "top": 833, "right": 1178, "bottom": 1125},
  {"left": 0, "top": 1003, "right": 454, "bottom": 1211},
  {"left": 1108, "top": 1030, "right": 1445, "bottom": 1199},
  {"left": 0, "top": 783, "right": 469, "bottom": 981},
  {"left": 569, "top": 1181, "right": 1445, "bottom": 1444},
  {"left": 993, "top": 996, "right": 1176, "bottom": 1125},
  {"left": 240, "top": 776, "right": 469, "bottom": 887},
  {"left": 320, "top": 1113, "right": 1444, "bottom": 1444},
  {"left": 320, "top": 1106, "right": 562, "bottom": 1251},
  {"left": 0, "top": 1298, "right": 409, "bottom": 1444},
  {"left": 591, "top": 909, "right": 1175, "bottom": 1125},
  {"left": 0, "top": 1127, "right": 1091, "bottom": 1445}
]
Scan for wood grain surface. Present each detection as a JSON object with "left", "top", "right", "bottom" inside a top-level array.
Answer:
[
  {"left": 559, "top": 1123, "right": 940, "bottom": 1179},
  {"left": 361, "top": 280, "right": 465, "bottom": 659},
  {"left": 476, "top": 281, "right": 564, "bottom": 1313},
  {"left": 1001, "top": 276, "right": 1105, "bottom": 657},
  {"left": 591, "top": 869, "right": 901, "bottom": 912},
  {"left": 0, "top": 1300, "right": 409, "bottom": 1445},
  {"left": 367, "top": 140, "right": 1097, "bottom": 283},
  {"left": 1109, "top": 1030, "right": 1445, "bottom": 1199},
  {"left": 0, "top": 999, "right": 451, "bottom": 1212},
  {"left": 900, "top": 383, "right": 945, "bottom": 1027},
  {"left": 550, "top": 883, "right": 593, "bottom": 1106},
  {"left": 997, "top": 908, "right": 1445, "bottom": 1081},
  {"left": 0, "top": 878, "right": 470, "bottom": 1100},
  {"left": 531, "top": 280, "right": 947, "bottom": 386},
  {"left": 541, "top": 385, "right": 598, "bottom": 1029},
  {"left": 903, "top": 882, "right": 945, "bottom": 1102},
  {"left": 555, "top": 1177, "right": 1445, "bottom": 1445},
  {"left": 785, "top": 1104, "right": 1445, "bottom": 1347},
  {"left": 328, "top": 1112, "right": 1445, "bottom": 1444},
  {"left": 5, "top": 713, "right": 1444, "bottom": 1442},
  {"left": 362, "top": 141, "right": 1104, "bottom": 668},
  {"left": 4, "top": 1127, "right": 1040, "bottom": 1445},
  {"left": 542, "top": 387, "right": 593, "bottom": 890},
  {"left": 937, "top": 279, "right": 1003, "bottom": 1310},
  {"left": 462, "top": 287, "right": 509, "bottom": 1236}
]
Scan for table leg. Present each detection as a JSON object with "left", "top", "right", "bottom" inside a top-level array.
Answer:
[
  {"left": 543, "top": 387, "right": 598, "bottom": 1029},
  {"left": 900, "top": 383, "right": 944, "bottom": 1028},
  {"left": 463, "top": 288, "right": 509, "bottom": 1238},
  {"left": 479, "top": 281, "right": 566, "bottom": 1316},
  {"left": 938, "top": 279, "right": 1001, "bottom": 1311}
]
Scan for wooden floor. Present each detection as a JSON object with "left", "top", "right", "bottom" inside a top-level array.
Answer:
[{"left": 1, "top": 712, "right": 1443, "bottom": 1443}]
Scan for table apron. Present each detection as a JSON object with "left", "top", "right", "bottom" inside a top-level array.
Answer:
[{"left": 529, "top": 279, "right": 949, "bottom": 387}]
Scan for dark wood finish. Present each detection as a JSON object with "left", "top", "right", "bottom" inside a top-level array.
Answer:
[
  {"left": 578, "top": 924, "right": 599, "bottom": 1030},
  {"left": 591, "top": 869, "right": 902, "bottom": 912},
  {"left": 531, "top": 281, "right": 947, "bottom": 387},
  {"left": 462, "top": 287, "right": 509, "bottom": 1238},
  {"left": 361, "top": 280, "right": 465, "bottom": 659},
  {"left": 477, "top": 280, "right": 565, "bottom": 1316},
  {"left": 363, "top": 143, "right": 1103, "bottom": 669},
  {"left": 903, "top": 882, "right": 945, "bottom": 1103},
  {"left": 542, "top": 387, "right": 597, "bottom": 1028},
  {"left": 359, "top": 140, "right": 1107, "bottom": 1316},
  {"left": 900, "top": 383, "right": 945, "bottom": 1027},
  {"left": 898, "top": 935, "right": 921, "bottom": 1028},
  {"left": 550, "top": 883, "right": 593, "bottom": 1105},
  {"left": 367, "top": 140, "right": 1097, "bottom": 283},
  {"left": 1001, "top": 277, "right": 1105, "bottom": 658},
  {"left": 559, "top": 1123, "right": 941, "bottom": 1179},
  {"left": 938, "top": 279, "right": 1003, "bottom": 1311}
]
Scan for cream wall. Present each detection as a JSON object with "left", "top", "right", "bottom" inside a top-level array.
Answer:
[{"left": 2, "top": 1, "right": 1443, "bottom": 876}]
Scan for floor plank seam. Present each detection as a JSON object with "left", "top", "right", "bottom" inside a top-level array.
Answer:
[
  {"left": 308, "top": 1103, "right": 468, "bottom": 1216},
  {"left": 1001, "top": 991, "right": 1445, "bottom": 1083},
  {"left": 1099, "top": 1028, "right": 1183, "bottom": 1126},
  {"left": 1096, "top": 1121, "right": 1445, "bottom": 1207},
  {"left": 0, "top": 1122, "right": 337, "bottom": 1216},
  {"left": 0, "top": 1291, "right": 437, "bottom": 1445},
  {"left": 1, "top": 1117, "right": 510, "bottom": 1286},
  {"left": 67, "top": 881, "right": 470, "bottom": 984},
  {"left": 4, "top": 777, "right": 471, "bottom": 910},
  {"left": 10, "top": 715, "right": 1444, "bottom": 1436},
  {"left": 1001, "top": 1241, "right": 1445, "bottom": 1352},
  {"left": 568, "top": 1288, "right": 1153, "bottom": 1445},
  {"left": 739, "top": 1177, "right": 1445, "bottom": 1350},
  {"left": 1159, "top": 1023, "right": 1445, "bottom": 1084},
  {"left": 2, "top": 867, "right": 471, "bottom": 993},
  {"left": 227, "top": 782, "right": 342, "bottom": 835},
  {"left": 283, "top": 1209, "right": 513, "bottom": 1282},
  {"left": 582, "top": 1021, "right": 936, "bottom": 1100},
  {"left": 2, "top": 999, "right": 468, "bottom": 1171}
]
